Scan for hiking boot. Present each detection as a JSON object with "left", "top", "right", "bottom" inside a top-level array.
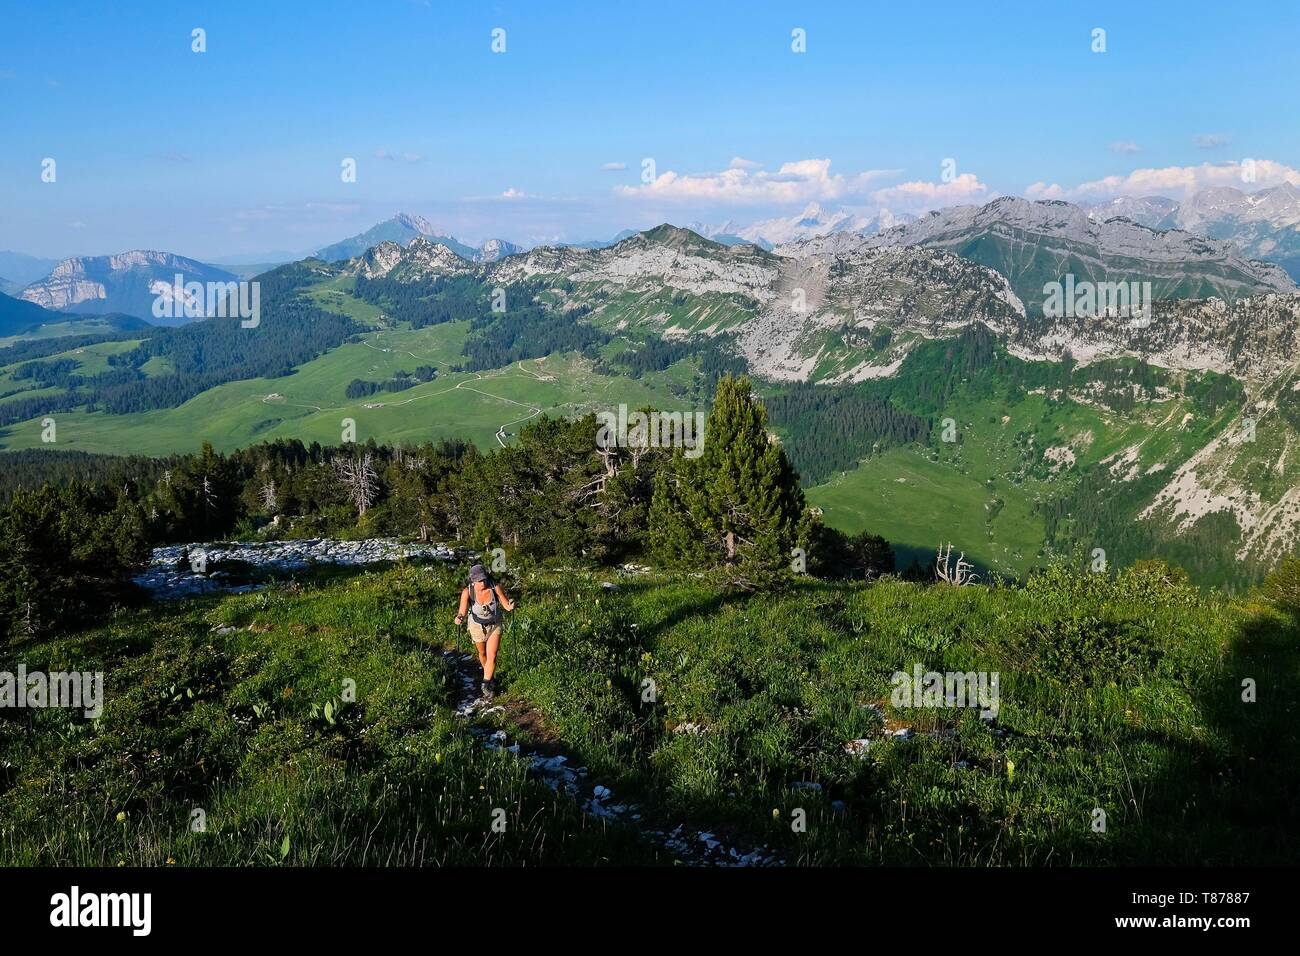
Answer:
[{"left": 480, "top": 679, "right": 495, "bottom": 700}]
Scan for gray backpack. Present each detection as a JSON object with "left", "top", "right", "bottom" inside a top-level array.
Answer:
[{"left": 468, "top": 578, "right": 500, "bottom": 626}]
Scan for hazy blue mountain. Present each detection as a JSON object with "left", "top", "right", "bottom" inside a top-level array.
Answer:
[
  {"left": 18, "top": 251, "right": 240, "bottom": 322},
  {"left": 561, "top": 229, "right": 640, "bottom": 250},
  {"left": 0, "top": 251, "right": 61, "bottom": 286},
  {"left": 0, "top": 290, "right": 150, "bottom": 338},
  {"left": 316, "top": 213, "right": 481, "bottom": 262}
]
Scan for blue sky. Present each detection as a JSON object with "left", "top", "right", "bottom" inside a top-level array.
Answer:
[{"left": 2, "top": 0, "right": 1298, "bottom": 260}]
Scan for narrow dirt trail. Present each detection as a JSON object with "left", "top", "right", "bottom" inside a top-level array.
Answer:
[{"left": 438, "top": 647, "right": 782, "bottom": 867}]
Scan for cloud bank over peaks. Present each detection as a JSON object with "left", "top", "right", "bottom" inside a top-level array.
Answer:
[
  {"left": 1027, "top": 160, "right": 1300, "bottom": 202},
  {"left": 613, "top": 157, "right": 994, "bottom": 216},
  {"left": 615, "top": 158, "right": 898, "bottom": 205}
]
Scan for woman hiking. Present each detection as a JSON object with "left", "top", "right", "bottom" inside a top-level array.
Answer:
[{"left": 454, "top": 563, "right": 515, "bottom": 699}]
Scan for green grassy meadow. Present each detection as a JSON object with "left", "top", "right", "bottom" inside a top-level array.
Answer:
[
  {"left": 0, "top": 322, "right": 685, "bottom": 455},
  {"left": 3, "top": 562, "right": 1295, "bottom": 866},
  {"left": 804, "top": 377, "right": 1239, "bottom": 578}
]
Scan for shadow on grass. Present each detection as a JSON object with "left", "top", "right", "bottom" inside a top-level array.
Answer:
[{"left": 1107, "top": 605, "right": 1300, "bottom": 864}]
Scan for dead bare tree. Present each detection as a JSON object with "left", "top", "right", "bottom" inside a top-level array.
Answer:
[
  {"left": 334, "top": 454, "right": 379, "bottom": 518},
  {"left": 259, "top": 479, "right": 278, "bottom": 514},
  {"left": 935, "top": 542, "right": 978, "bottom": 586},
  {"left": 573, "top": 445, "right": 620, "bottom": 506}
]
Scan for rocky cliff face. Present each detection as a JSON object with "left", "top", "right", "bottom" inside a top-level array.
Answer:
[
  {"left": 861, "top": 197, "right": 1295, "bottom": 315},
  {"left": 1008, "top": 293, "right": 1300, "bottom": 382},
  {"left": 18, "top": 250, "right": 238, "bottom": 322},
  {"left": 356, "top": 237, "right": 476, "bottom": 280},
  {"left": 351, "top": 220, "right": 1300, "bottom": 387}
]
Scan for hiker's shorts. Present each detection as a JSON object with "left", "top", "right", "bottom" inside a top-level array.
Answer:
[{"left": 467, "top": 619, "right": 502, "bottom": 644}]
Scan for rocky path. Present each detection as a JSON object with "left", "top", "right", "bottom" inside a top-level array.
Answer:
[
  {"left": 440, "top": 647, "right": 783, "bottom": 867},
  {"left": 134, "top": 538, "right": 466, "bottom": 600},
  {"left": 137, "top": 538, "right": 781, "bottom": 863}
]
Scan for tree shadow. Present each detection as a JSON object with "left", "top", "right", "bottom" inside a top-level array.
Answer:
[{"left": 1106, "top": 605, "right": 1300, "bottom": 864}]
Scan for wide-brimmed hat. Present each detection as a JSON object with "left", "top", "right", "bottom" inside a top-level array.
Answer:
[{"left": 468, "top": 564, "right": 489, "bottom": 583}]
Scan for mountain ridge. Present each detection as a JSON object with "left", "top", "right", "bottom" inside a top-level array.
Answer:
[
  {"left": 17, "top": 250, "right": 240, "bottom": 323},
  {"left": 316, "top": 213, "right": 521, "bottom": 264}
]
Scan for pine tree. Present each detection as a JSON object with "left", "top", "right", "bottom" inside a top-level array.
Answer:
[{"left": 649, "top": 374, "right": 808, "bottom": 588}]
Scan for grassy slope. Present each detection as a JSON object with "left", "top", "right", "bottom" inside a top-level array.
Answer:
[
  {"left": 0, "top": 339, "right": 146, "bottom": 405},
  {"left": 0, "top": 317, "right": 142, "bottom": 349},
  {"left": 0, "top": 322, "right": 685, "bottom": 455},
  {"left": 806, "top": 375, "right": 1236, "bottom": 577},
  {"left": 3, "top": 564, "right": 1296, "bottom": 865},
  {"left": 0, "top": 569, "right": 654, "bottom": 866},
  {"left": 808, "top": 447, "right": 1045, "bottom": 574}
]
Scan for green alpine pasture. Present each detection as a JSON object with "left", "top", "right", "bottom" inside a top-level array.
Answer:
[
  {"left": 3, "top": 561, "right": 1296, "bottom": 865},
  {"left": 0, "top": 322, "right": 683, "bottom": 456}
]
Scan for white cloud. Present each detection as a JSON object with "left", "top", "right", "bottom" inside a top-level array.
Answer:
[
  {"left": 1026, "top": 160, "right": 1300, "bottom": 201},
  {"left": 601, "top": 161, "right": 626, "bottom": 171},
  {"left": 1109, "top": 141, "right": 1141, "bottom": 154},
  {"left": 614, "top": 158, "right": 899, "bottom": 205},
  {"left": 501, "top": 187, "right": 531, "bottom": 199},
  {"left": 869, "top": 173, "right": 993, "bottom": 212},
  {"left": 1024, "top": 181, "right": 1066, "bottom": 200},
  {"left": 375, "top": 149, "right": 422, "bottom": 163},
  {"left": 1193, "top": 133, "right": 1230, "bottom": 149},
  {"left": 729, "top": 156, "right": 762, "bottom": 170}
]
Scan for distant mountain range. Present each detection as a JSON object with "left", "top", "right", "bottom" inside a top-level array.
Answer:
[
  {"left": 687, "top": 203, "right": 917, "bottom": 249},
  {"left": 1083, "top": 183, "right": 1300, "bottom": 279},
  {"left": 5, "top": 184, "right": 1297, "bottom": 329},
  {"left": 348, "top": 219, "right": 1296, "bottom": 386},
  {"left": 857, "top": 196, "right": 1295, "bottom": 314},
  {"left": 314, "top": 213, "right": 522, "bottom": 264},
  {"left": 0, "top": 251, "right": 62, "bottom": 294},
  {"left": 16, "top": 251, "right": 240, "bottom": 325}
]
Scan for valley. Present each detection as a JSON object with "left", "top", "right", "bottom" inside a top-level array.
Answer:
[
  {"left": 9, "top": 0, "right": 1300, "bottom": 904},
  {"left": 0, "top": 321, "right": 682, "bottom": 456},
  {"left": 3, "top": 199, "right": 1299, "bottom": 589}
]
